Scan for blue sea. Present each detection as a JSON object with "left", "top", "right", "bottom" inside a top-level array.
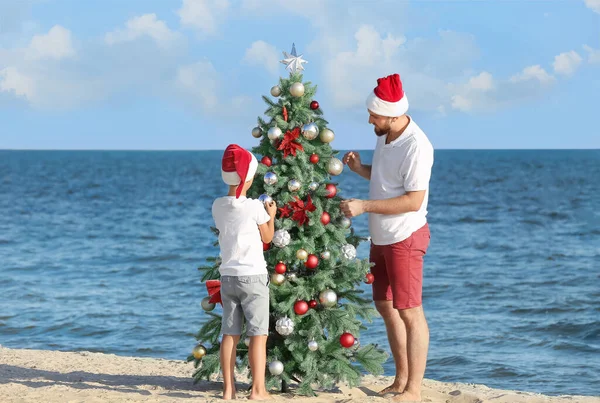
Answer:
[{"left": 0, "top": 150, "right": 599, "bottom": 396}]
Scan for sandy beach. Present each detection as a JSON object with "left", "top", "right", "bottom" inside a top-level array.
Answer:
[{"left": 0, "top": 346, "right": 597, "bottom": 403}]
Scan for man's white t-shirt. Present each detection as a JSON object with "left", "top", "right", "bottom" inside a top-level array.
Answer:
[
  {"left": 212, "top": 196, "right": 270, "bottom": 276},
  {"left": 368, "top": 117, "right": 434, "bottom": 246}
]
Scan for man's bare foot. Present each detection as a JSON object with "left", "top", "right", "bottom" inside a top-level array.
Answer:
[
  {"left": 392, "top": 390, "right": 421, "bottom": 402},
  {"left": 249, "top": 391, "right": 273, "bottom": 400},
  {"left": 223, "top": 387, "right": 237, "bottom": 400},
  {"left": 378, "top": 379, "right": 407, "bottom": 395}
]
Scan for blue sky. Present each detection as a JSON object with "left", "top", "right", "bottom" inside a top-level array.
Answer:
[{"left": 0, "top": 0, "right": 599, "bottom": 150}]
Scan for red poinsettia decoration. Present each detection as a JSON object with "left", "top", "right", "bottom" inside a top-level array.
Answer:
[
  {"left": 278, "top": 204, "right": 293, "bottom": 218},
  {"left": 277, "top": 127, "right": 304, "bottom": 158},
  {"left": 289, "top": 195, "right": 316, "bottom": 225}
]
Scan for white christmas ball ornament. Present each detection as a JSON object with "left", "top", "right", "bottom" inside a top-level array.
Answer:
[
  {"left": 268, "top": 126, "right": 282, "bottom": 141},
  {"left": 341, "top": 244, "right": 357, "bottom": 260},
  {"left": 270, "top": 85, "right": 282, "bottom": 97},
  {"left": 308, "top": 340, "right": 319, "bottom": 352},
  {"left": 273, "top": 229, "right": 291, "bottom": 248},
  {"left": 328, "top": 157, "right": 344, "bottom": 176},
  {"left": 319, "top": 128, "right": 335, "bottom": 143},
  {"left": 251, "top": 127, "right": 262, "bottom": 138},
  {"left": 275, "top": 316, "right": 294, "bottom": 336},
  {"left": 290, "top": 82, "right": 305, "bottom": 97},
  {"left": 321, "top": 250, "right": 331, "bottom": 260},
  {"left": 302, "top": 122, "right": 319, "bottom": 140},
  {"left": 269, "top": 360, "right": 284, "bottom": 376},
  {"left": 264, "top": 172, "right": 278, "bottom": 186}
]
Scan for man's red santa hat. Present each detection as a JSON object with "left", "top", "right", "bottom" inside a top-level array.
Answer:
[
  {"left": 365, "top": 73, "right": 409, "bottom": 117},
  {"left": 221, "top": 144, "right": 258, "bottom": 198}
]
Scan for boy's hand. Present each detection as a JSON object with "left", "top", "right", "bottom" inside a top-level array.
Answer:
[{"left": 265, "top": 201, "right": 277, "bottom": 218}]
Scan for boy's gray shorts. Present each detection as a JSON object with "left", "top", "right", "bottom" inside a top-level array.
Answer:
[{"left": 220, "top": 274, "right": 270, "bottom": 337}]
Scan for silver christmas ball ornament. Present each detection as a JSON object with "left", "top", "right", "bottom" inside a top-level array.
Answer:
[
  {"left": 201, "top": 296, "right": 216, "bottom": 312},
  {"left": 353, "top": 338, "right": 360, "bottom": 349},
  {"left": 302, "top": 122, "right": 319, "bottom": 140},
  {"left": 319, "top": 289, "right": 338, "bottom": 308},
  {"left": 309, "top": 181, "right": 319, "bottom": 192},
  {"left": 272, "top": 273, "right": 286, "bottom": 286},
  {"left": 339, "top": 217, "right": 352, "bottom": 229},
  {"left": 267, "top": 126, "right": 282, "bottom": 141},
  {"left": 273, "top": 229, "right": 291, "bottom": 248},
  {"left": 251, "top": 127, "right": 262, "bottom": 138},
  {"left": 264, "top": 172, "right": 278, "bottom": 186},
  {"left": 308, "top": 340, "right": 319, "bottom": 352},
  {"left": 286, "top": 272, "right": 298, "bottom": 282},
  {"left": 270, "top": 85, "right": 282, "bottom": 97},
  {"left": 321, "top": 250, "right": 331, "bottom": 260},
  {"left": 289, "top": 82, "right": 305, "bottom": 97},
  {"left": 258, "top": 194, "right": 273, "bottom": 204},
  {"left": 341, "top": 244, "right": 357, "bottom": 260},
  {"left": 275, "top": 316, "right": 295, "bottom": 336},
  {"left": 288, "top": 179, "right": 301, "bottom": 192},
  {"left": 244, "top": 337, "right": 251, "bottom": 347},
  {"left": 319, "top": 128, "right": 335, "bottom": 143},
  {"left": 269, "top": 360, "right": 284, "bottom": 376},
  {"left": 328, "top": 157, "right": 344, "bottom": 176}
]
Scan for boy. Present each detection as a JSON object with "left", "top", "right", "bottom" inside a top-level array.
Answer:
[{"left": 212, "top": 144, "right": 276, "bottom": 400}]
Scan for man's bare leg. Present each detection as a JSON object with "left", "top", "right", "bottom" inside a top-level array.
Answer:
[
  {"left": 393, "top": 305, "right": 429, "bottom": 402},
  {"left": 220, "top": 334, "right": 240, "bottom": 400},
  {"left": 375, "top": 300, "right": 409, "bottom": 395}
]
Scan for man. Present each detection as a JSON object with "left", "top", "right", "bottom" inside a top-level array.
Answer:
[{"left": 341, "top": 73, "right": 434, "bottom": 402}]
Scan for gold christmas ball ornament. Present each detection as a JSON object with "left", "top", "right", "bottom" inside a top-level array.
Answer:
[
  {"left": 319, "top": 289, "right": 338, "bottom": 308},
  {"left": 251, "top": 127, "right": 262, "bottom": 138},
  {"left": 301, "top": 122, "right": 319, "bottom": 140},
  {"left": 192, "top": 344, "right": 207, "bottom": 360},
  {"left": 319, "top": 128, "right": 335, "bottom": 143},
  {"left": 201, "top": 296, "right": 216, "bottom": 312},
  {"left": 328, "top": 157, "right": 344, "bottom": 176},
  {"left": 296, "top": 248, "right": 308, "bottom": 261},
  {"left": 270, "top": 85, "right": 282, "bottom": 97},
  {"left": 268, "top": 126, "right": 282, "bottom": 141},
  {"left": 289, "top": 82, "right": 305, "bottom": 97},
  {"left": 272, "top": 273, "right": 286, "bottom": 286}
]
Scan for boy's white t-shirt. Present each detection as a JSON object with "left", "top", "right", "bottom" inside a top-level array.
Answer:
[
  {"left": 212, "top": 196, "right": 271, "bottom": 276},
  {"left": 368, "top": 117, "right": 434, "bottom": 246}
]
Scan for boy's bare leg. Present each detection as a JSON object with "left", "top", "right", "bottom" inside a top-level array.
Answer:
[
  {"left": 220, "top": 334, "right": 240, "bottom": 400},
  {"left": 248, "top": 335, "right": 272, "bottom": 400}
]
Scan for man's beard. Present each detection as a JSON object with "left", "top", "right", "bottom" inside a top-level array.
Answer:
[{"left": 374, "top": 124, "right": 390, "bottom": 137}]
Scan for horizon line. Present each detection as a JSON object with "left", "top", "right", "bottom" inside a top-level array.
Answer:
[{"left": 1, "top": 148, "right": 599, "bottom": 152}]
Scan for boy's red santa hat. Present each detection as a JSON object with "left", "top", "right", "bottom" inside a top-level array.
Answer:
[
  {"left": 221, "top": 144, "right": 258, "bottom": 198},
  {"left": 365, "top": 73, "right": 409, "bottom": 117}
]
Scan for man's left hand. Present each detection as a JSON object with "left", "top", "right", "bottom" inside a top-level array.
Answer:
[{"left": 340, "top": 199, "right": 365, "bottom": 218}]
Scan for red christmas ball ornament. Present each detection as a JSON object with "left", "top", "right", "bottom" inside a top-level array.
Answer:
[
  {"left": 340, "top": 332, "right": 355, "bottom": 348},
  {"left": 294, "top": 300, "right": 309, "bottom": 315},
  {"left": 365, "top": 273, "right": 375, "bottom": 284},
  {"left": 275, "top": 261, "right": 287, "bottom": 274},
  {"left": 263, "top": 242, "right": 270, "bottom": 251},
  {"left": 261, "top": 156, "right": 272, "bottom": 167},
  {"left": 320, "top": 212, "right": 330, "bottom": 225},
  {"left": 310, "top": 100, "right": 319, "bottom": 110},
  {"left": 305, "top": 254, "right": 319, "bottom": 270},
  {"left": 310, "top": 153, "right": 319, "bottom": 164},
  {"left": 325, "top": 184, "right": 337, "bottom": 199},
  {"left": 308, "top": 299, "right": 317, "bottom": 308}
]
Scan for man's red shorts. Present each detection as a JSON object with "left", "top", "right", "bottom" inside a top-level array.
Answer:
[{"left": 370, "top": 224, "right": 430, "bottom": 310}]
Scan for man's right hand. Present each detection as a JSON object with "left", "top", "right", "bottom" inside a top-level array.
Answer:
[
  {"left": 343, "top": 151, "right": 362, "bottom": 173},
  {"left": 265, "top": 200, "right": 277, "bottom": 218}
]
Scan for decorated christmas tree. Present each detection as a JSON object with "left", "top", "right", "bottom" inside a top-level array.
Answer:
[{"left": 190, "top": 44, "right": 387, "bottom": 396}]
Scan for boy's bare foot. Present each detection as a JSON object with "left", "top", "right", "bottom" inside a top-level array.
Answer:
[
  {"left": 391, "top": 390, "right": 421, "bottom": 402},
  {"left": 378, "top": 379, "right": 407, "bottom": 395},
  {"left": 223, "top": 386, "right": 237, "bottom": 400},
  {"left": 249, "top": 391, "right": 273, "bottom": 400}
]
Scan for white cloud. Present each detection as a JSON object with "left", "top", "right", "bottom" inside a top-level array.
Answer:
[
  {"left": 468, "top": 71, "right": 494, "bottom": 91},
  {"left": 0, "top": 67, "right": 35, "bottom": 99},
  {"left": 177, "top": 0, "right": 229, "bottom": 35},
  {"left": 105, "top": 14, "right": 180, "bottom": 49},
  {"left": 583, "top": 45, "right": 600, "bottom": 64},
  {"left": 451, "top": 95, "right": 472, "bottom": 112},
  {"left": 509, "top": 65, "right": 554, "bottom": 84},
  {"left": 553, "top": 50, "right": 583, "bottom": 75},
  {"left": 27, "top": 25, "right": 74, "bottom": 60},
  {"left": 584, "top": 0, "right": 600, "bottom": 14},
  {"left": 243, "top": 41, "right": 279, "bottom": 75},
  {"left": 175, "top": 61, "right": 219, "bottom": 110}
]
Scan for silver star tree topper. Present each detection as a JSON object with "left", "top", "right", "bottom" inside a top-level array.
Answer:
[{"left": 280, "top": 43, "right": 308, "bottom": 74}]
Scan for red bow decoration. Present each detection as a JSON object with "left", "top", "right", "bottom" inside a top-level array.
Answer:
[
  {"left": 206, "top": 280, "right": 222, "bottom": 304},
  {"left": 289, "top": 195, "right": 316, "bottom": 225},
  {"left": 277, "top": 127, "right": 304, "bottom": 158}
]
